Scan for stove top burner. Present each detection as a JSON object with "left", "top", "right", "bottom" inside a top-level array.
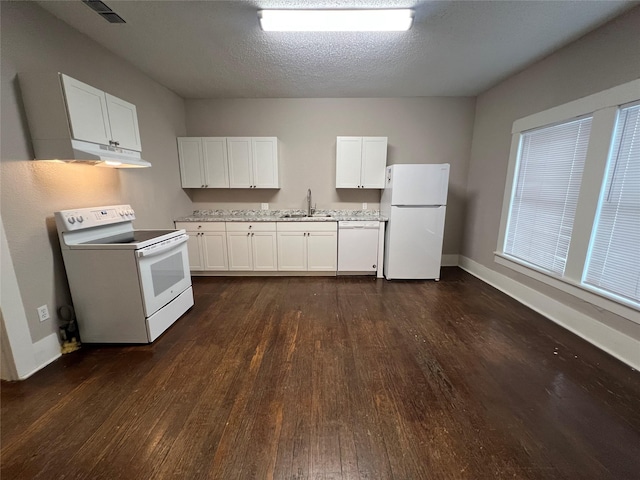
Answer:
[{"left": 81, "top": 230, "right": 179, "bottom": 245}]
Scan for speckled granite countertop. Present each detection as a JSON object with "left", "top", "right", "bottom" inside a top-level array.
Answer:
[{"left": 175, "top": 209, "right": 388, "bottom": 222}]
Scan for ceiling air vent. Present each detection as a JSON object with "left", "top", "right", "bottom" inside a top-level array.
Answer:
[{"left": 82, "top": 0, "right": 126, "bottom": 23}]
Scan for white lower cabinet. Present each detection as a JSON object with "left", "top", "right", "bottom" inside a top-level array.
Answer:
[
  {"left": 177, "top": 220, "right": 339, "bottom": 274},
  {"left": 226, "top": 223, "right": 277, "bottom": 271},
  {"left": 277, "top": 222, "right": 337, "bottom": 272},
  {"left": 176, "top": 222, "right": 228, "bottom": 271}
]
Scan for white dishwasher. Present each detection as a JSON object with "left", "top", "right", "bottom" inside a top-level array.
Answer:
[{"left": 338, "top": 221, "right": 380, "bottom": 274}]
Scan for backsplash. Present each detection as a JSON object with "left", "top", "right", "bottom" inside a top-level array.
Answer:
[{"left": 192, "top": 209, "right": 381, "bottom": 217}]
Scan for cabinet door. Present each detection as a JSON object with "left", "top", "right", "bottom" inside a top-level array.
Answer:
[
  {"left": 202, "top": 232, "right": 229, "bottom": 270},
  {"left": 61, "top": 74, "right": 111, "bottom": 146},
  {"left": 177, "top": 137, "right": 205, "bottom": 188},
  {"left": 227, "top": 138, "right": 253, "bottom": 188},
  {"left": 252, "top": 232, "right": 278, "bottom": 271},
  {"left": 277, "top": 232, "right": 306, "bottom": 271},
  {"left": 105, "top": 93, "right": 142, "bottom": 151},
  {"left": 202, "top": 137, "right": 229, "bottom": 188},
  {"left": 227, "top": 232, "right": 253, "bottom": 270},
  {"left": 361, "top": 137, "right": 387, "bottom": 188},
  {"left": 307, "top": 232, "right": 338, "bottom": 271},
  {"left": 252, "top": 137, "right": 279, "bottom": 188},
  {"left": 336, "top": 136, "right": 363, "bottom": 188},
  {"left": 185, "top": 232, "right": 204, "bottom": 271}
]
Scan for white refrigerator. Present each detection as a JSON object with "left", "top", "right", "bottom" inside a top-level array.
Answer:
[{"left": 380, "top": 164, "right": 450, "bottom": 280}]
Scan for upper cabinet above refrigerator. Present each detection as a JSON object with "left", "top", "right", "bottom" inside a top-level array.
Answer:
[{"left": 336, "top": 136, "right": 388, "bottom": 189}]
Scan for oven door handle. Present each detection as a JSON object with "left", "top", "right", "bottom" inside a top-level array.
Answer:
[{"left": 136, "top": 234, "right": 188, "bottom": 258}]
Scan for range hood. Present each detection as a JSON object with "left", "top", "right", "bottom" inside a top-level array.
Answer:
[
  {"left": 18, "top": 72, "right": 151, "bottom": 169},
  {"left": 66, "top": 140, "right": 151, "bottom": 168}
]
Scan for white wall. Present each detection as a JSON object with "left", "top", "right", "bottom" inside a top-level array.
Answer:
[
  {"left": 0, "top": 2, "right": 191, "bottom": 349},
  {"left": 185, "top": 97, "right": 476, "bottom": 255},
  {"left": 462, "top": 6, "right": 640, "bottom": 358}
]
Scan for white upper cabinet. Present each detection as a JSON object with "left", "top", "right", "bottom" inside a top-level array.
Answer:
[
  {"left": 252, "top": 137, "right": 279, "bottom": 188},
  {"left": 179, "top": 136, "right": 279, "bottom": 189},
  {"left": 203, "top": 138, "right": 230, "bottom": 188},
  {"left": 62, "top": 75, "right": 111, "bottom": 146},
  {"left": 178, "top": 137, "right": 228, "bottom": 188},
  {"left": 104, "top": 94, "right": 142, "bottom": 151},
  {"left": 61, "top": 74, "right": 141, "bottom": 151},
  {"left": 227, "top": 137, "right": 254, "bottom": 188},
  {"left": 336, "top": 136, "right": 387, "bottom": 189},
  {"left": 178, "top": 138, "right": 204, "bottom": 188},
  {"left": 228, "top": 137, "right": 279, "bottom": 189}
]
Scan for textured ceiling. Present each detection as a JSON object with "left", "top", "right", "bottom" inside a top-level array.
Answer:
[{"left": 35, "top": 0, "right": 637, "bottom": 98}]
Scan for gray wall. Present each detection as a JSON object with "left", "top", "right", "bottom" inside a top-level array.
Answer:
[
  {"left": 1, "top": 2, "right": 191, "bottom": 343},
  {"left": 463, "top": 7, "right": 640, "bottom": 338},
  {"left": 185, "top": 97, "right": 476, "bottom": 255}
]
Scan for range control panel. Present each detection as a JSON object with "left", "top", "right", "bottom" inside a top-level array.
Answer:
[{"left": 55, "top": 205, "right": 136, "bottom": 232}]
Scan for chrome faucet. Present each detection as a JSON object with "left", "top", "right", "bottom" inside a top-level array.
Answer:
[{"left": 307, "top": 188, "right": 316, "bottom": 216}]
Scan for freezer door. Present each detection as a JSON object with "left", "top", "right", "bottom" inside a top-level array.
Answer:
[
  {"left": 388, "top": 164, "right": 450, "bottom": 206},
  {"left": 384, "top": 205, "right": 446, "bottom": 280}
]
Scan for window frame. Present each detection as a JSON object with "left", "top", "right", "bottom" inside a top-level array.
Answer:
[
  {"left": 496, "top": 78, "right": 640, "bottom": 323},
  {"left": 503, "top": 114, "right": 593, "bottom": 276}
]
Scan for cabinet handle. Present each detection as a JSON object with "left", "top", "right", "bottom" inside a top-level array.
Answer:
[
  {"left": 201, "top": 184, "right": 205, "bottom": 188},
  {"left": 251, "top": 232, "right": 254, "bottom": 236},
  {"left": 247, "top": 233, "right": 250, "bottom": 236},
  {"left": 249, "top": 225, "right": 252, "bottom": 229},
  {"left": 114, "top": 141, "right": 120, "bottom": 147}
]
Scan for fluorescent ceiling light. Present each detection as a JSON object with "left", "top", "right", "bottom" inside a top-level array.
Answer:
[{"left": 259, "top": 9, "right": 414, "bottom": 32}]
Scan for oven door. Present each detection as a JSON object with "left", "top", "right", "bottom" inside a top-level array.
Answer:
[{"left": 136, "top": 234, "right": 191, "bottom": 317}]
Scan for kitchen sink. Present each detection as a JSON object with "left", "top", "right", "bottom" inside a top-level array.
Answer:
[{"left": 279, "top": 213, "right": 332, "bottom": 218}]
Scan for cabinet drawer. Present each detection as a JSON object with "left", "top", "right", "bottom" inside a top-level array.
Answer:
[
  {"left": 175, "top": 222, "right": 226, "bottom": 232},
  {"left": 225, "top": 222, "right": 276, "bottom": 232},
  {"left": 277, "top": 221, "right": 337, "bottom": 233}
]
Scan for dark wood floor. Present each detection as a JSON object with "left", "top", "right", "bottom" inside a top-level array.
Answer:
[{"left": 2, "top": 268, "right": 639, "bottom": 479}]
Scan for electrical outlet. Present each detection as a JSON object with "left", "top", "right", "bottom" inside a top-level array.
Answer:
[
  {"left": 37, "top": 304, "right": 50, "bottom": 322},
  {"left": 362, "top": 202, "right": 368, "bottom": 210},
  {"left": 261, "top": 203, "right": 269, "bottom": 210}
]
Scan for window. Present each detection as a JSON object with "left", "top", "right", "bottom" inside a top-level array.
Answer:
[
  {"left": 504, "top": 117, "right": 592, "bottom": 275},
  {"left": 496, "top": 78, "right": 640, "bottom": 319},
  {"left": 584, "top": 103, "right": 640, "bottom": 304}
]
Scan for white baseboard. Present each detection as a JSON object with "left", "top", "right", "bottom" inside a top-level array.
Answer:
[
  {"left": 458, "top": 256, "right": 640, "bottom": 371},
  {"left": 20, "top": 333, "right": 61, "bottom": 380}
]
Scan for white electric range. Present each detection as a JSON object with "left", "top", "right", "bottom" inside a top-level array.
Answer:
[{"left": 55, "top": 204, "right": 193, "bottom": 343}]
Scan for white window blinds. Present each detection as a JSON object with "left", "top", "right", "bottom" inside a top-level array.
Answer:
[
  {"left": 505, "top": 117, "right": 592, "bottom": 274},
  {"left": 584, "top": 104, "right": 640, "bottom": 304}
]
